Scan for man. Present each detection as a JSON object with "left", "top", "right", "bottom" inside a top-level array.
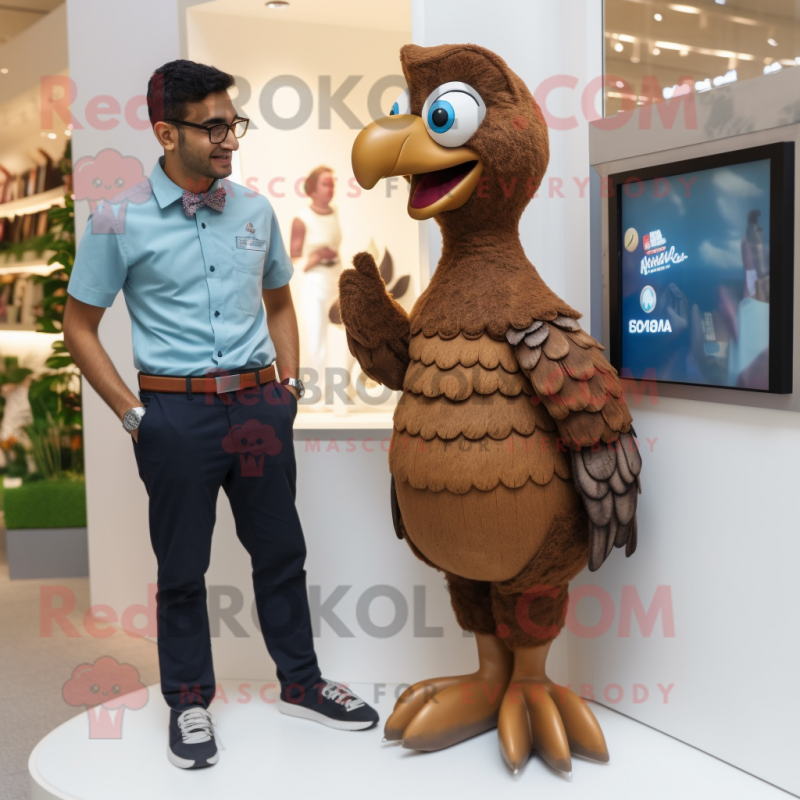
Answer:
[{"left": 63, "top": 59, "right": 378, "bottom": 771}]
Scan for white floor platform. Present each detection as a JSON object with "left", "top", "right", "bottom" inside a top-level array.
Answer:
[{"left": 30, "top": 679, "right": 789, "bottom": 800}]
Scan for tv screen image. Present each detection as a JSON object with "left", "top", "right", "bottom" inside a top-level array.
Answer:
[{"left": 609, "top": 143, "right": 794, "bottom": 394}]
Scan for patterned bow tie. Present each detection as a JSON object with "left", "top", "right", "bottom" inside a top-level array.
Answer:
[{"left": 182, "top": 186, "right": 227, "bottom": 218}]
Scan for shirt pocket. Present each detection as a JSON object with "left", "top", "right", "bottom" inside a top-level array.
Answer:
[{"left": 232, "top": 249, "right": 265, "bottom": 317}]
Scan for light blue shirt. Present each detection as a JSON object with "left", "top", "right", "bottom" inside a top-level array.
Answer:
[{"left": 67, "top": 155, "right": 294, "bottom": 376}]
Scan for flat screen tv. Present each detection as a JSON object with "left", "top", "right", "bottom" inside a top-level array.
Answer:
[{"left": 608, "top": 142, "right": 794, "bottom": 393}]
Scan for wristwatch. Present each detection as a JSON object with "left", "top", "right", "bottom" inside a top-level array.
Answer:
[
  {"left": 122, "top": 406, "right": 146, "bottom": 433},
  {"left": 281, "top": 377, "right": 305, "bottom": 398}
]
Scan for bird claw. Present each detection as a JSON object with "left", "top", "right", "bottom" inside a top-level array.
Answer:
[
  {"left": 384, "top": 672, "right": 510, "bottom": 751},
  {"left": 498, "top": 678, "right": 608, "bottom": 777}
]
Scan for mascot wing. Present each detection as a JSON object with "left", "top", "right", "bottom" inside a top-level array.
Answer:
[{"left": 506, "top": 316, "right": 642, "bottom": 570}]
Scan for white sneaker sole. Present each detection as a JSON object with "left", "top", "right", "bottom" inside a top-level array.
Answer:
[
  {"left": 278, "top": 699, "right": 376, "bottom": 730},
  {"left": 167, "top": 744, "right": 219, "bottom": 769}
]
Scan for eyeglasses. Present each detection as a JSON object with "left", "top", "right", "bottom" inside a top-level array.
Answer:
[{"left": 163, "top": 117, "right": 249, "bottom": 144}]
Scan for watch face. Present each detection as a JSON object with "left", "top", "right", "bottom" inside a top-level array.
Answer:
[{"left": 123, "top": 409, "right": 143, "bottom": 431}]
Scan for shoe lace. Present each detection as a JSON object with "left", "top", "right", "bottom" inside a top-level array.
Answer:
[
  {"left": 177, "top": 707, "right": 223, "bottom": 749},
  {"left": 321, "top": 680, "right": 365, "bottom": 711}
]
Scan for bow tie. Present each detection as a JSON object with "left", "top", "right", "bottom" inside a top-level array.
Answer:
[{"left": 182, "top": 186, "right": 227, "bottom": 218}]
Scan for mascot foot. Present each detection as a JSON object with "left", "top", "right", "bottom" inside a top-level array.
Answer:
[
  {"left": 385, "top": 633, "right": 513, "bottom": 751},
  {"left": 498, "top": 641, "right": 609, "bottom": 774}
]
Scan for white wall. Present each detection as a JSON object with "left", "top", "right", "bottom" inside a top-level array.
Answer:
[
  {"left": 584, "top": 68, "right": 800, "bottom": 795},
  {"left": 413, "top": 0, "right": 603, "bottom": 316}
]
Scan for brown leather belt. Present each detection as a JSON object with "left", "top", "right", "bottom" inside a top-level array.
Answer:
[{"left": 138, "top": 363, "right": 277, "bottom": 394}]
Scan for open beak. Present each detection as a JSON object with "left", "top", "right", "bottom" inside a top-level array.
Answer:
[{"left": 351, "top": 115, "right": 483, "bottom": 221}]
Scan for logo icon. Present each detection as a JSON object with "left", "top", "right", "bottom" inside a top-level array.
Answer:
[
  {"left": 246, "top": 222, "right": 255, "bottom": 233},
  {"left": 640, "top": 285, "right": 657, "bottom": 313},
  {"left": 62, "top": 656, "right": 148, "bottom": 739},
  {"left": 624, "top": 228, "right": 639, "bottom": 252},
  {"left": 644, "top": 230, "right": 666, "bottom": 252}
]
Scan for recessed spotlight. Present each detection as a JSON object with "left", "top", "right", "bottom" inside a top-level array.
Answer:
[
  {"left": 768, "top": 38, "right": 778, "bottom": 46},
  {"left": 680, "top": 48, "right": 689, "bottom": 56},
  {"left": 616, "top": 80, "right": 625, "bottom": 88},
  {"left": 654, "top": 13, "right": 663, "bottom": 20},
  {"left": 0, "top": 68, "right": 7, "bottom": 74},
  {"left": 265, "top": 1, "right": 289, "bottom": 7},
  {"left": 615, "top": 42, "right": 624, "bottom": 52},
  {"left": 715, "top": 0, "right": 725, "bottom": 4},
  {"left": 653, "top": 47, "right": 661, "bottom": 55},
  {"left": 48, "top": 132, "right": 57, "bottom": 139},
  {"left": 65, "top": 130, "right": 71, "bottom": 136}
]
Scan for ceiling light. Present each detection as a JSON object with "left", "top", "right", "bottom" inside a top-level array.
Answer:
[
  {"left": 48, "top": 133, "right": 57, "bottom": 139},
  {"left": 715, "top": 0, "right": 725, "bottom": 4},
  {"left": 680, "top": 49, "right": 689, "bottom": 56},
  {"left": 654, "top": 13, "right": 663, "bottom": 21},
  {"left": 631, "top": 57, "right": 641, "bottom": 63},
  {"left": 618, "top": 34, "right": 636, "bottom": 43},
  {"left": 731, "top": 16, "right": 757, "bottom": 26},
  {"left": 616, "top": 80, "right": 625, "bottom": 88},
  {"left": 615, "top": 42, "right": 624, "bottom": 52},
  {"left": 653, "top": 47, "right": 661, "bottom": 55},
  {"left": 265, "top": 1, "right": 289, "bottom": 7},
  {"left": 768, "top": 39, "right": 778, "bottom": 47},
  {"left": 669, "top": 4, "right": 701, "bottom": 14},
  {"left": 0, "top": 68, "right": 7, "bottom": 74}
]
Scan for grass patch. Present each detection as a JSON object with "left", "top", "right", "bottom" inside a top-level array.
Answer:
[{"left": 3, "top": 477, "right": 87, "bottom": 529}]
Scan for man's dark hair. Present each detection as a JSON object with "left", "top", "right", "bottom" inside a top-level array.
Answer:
[{"left": 147, "top": 59, "right": 235, "bottom": 126}]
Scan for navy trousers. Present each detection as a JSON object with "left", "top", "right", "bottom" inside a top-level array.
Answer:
[{"left": 131, "top": 370, "right": 322, "bottom": 711}]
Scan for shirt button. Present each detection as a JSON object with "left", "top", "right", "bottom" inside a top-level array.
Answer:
[
  {"left": 210, "top": 265, "right": 215, "bottom": 272},
  {"left": 202, "top": 223, "right": 206, "bottom": 229},
  {"left": 218, "top": 351, "right": 222, "bottom": 357},
  {"left": 214, "top": 310, "right": 220, "bottom": 317}
]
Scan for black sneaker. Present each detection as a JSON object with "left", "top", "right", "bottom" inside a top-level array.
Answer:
[
  {"left": 167, "top": 707, "right": 220, "bottom": 769},
  {"left": 279, "top": 678, "right": 379, "bottom": 731}
]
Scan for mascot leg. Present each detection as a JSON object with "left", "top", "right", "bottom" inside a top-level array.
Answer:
[
  {"left": 383, "top": 573, "right": 513, "bottom": 750},
  {"left": 491, "top": 510, "right": 609, "bottom": 774}
]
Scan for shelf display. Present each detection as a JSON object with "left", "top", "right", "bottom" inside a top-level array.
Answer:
[
  {"left": 0, "top": 136, "right": 84, "bottom": 525},
  {"left": 0, "top": 149, "right": 64, "bottom": 205}
]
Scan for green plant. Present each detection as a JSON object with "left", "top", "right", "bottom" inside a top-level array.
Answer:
[
  {"left": 4, "top": 441, "right": 29, "bottom": 479},
  {"left": 24, "top": 413, "right": 62, "bottom": 480},
  {"left": 34, "top": 193, "right": 74, "bottom": 340}
]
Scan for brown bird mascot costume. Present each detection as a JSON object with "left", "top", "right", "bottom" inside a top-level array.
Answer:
[{"left": 338, "top": 42, "right": 642, "bottom": 776}]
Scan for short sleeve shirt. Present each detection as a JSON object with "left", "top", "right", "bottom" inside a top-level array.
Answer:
[{"left": 67, "top": 155, "right": 294, "bottom": 376}]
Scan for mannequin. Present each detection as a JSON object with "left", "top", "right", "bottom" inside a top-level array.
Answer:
[{"left": 290, "top": 166, "right": 343, "bottom": 410}]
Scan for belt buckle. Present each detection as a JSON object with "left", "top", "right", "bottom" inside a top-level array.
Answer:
[{"left": 215, "top": 372, "right": 242, "bottom": 393}]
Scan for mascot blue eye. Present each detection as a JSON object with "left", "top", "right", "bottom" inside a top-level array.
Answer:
[
  {"left": 428, "top": 100, "right": 455, "bottom": 133},
  {"left": 421, "top": 84, "right": 485, "bottom": 147},
  {"left": 389, "top": 88, "right": 410, "bottom": 117}
]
